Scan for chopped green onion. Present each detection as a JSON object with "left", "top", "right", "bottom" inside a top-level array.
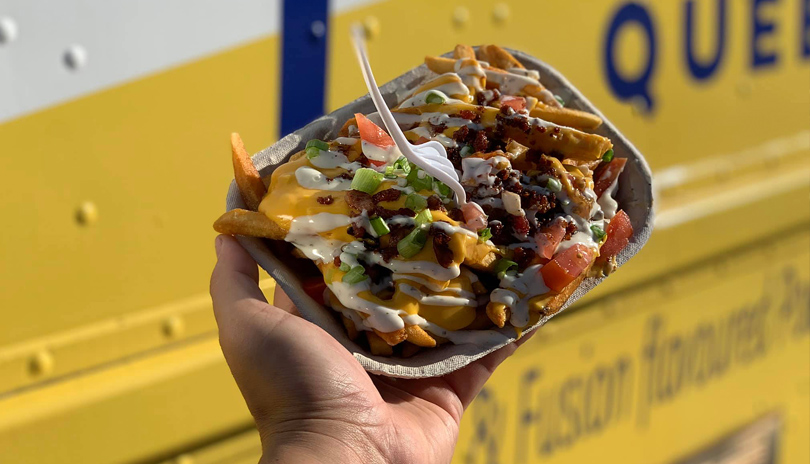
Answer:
[
  {"left": 407, "top": 167, "right": 433, "bottom": 192},
  {"left": 384, "top": 165, "right": 397, "bottom": 179},
  {"left": 425, "top": 90, "right": 448, "bottom": 104},
  {"left": 414, "top": 209, "right": 433, "bottom": 227},
  {"left": 393, "top": 157, "right": 411, "bottom": 174},
  {"left": 306, "top": 146, "right": 321, "bottom": 159},
  {"left": 370, "top": 217, "right": 390, "bottom": 236},
  {"left": 397, "top": 228, "right": 428, "bottom": 258},
  {"left": 459, "top": 145, "right": 474, "bottom": 157},
  {"left": 342, "top": 265, "right": 368, "bottom": 284},
  {"left": 339, "top": 262, "right": 351, "bottom": 272},
  {"left": 602, "top": 148, "right": 614, "bottom": 163},
  {"left": 351, "top": 168, "right": 384, "bottom": 194},
  {"left": 435, "top": 180, "right": 452, "bottom": 197},
  {"left": 546, "top": 177, "right": 562, "bottom": 193},
  {"left": 306, "top": 139, "right": 329, "bottom": 151},
  {"left": 478, "top": 228, "right": 492, "bottom": 243},
  {"left": 493, "top": 259, "right": 518, "bottom": 278},
  {"left": 404, "top": 193, "right": 428, "bottom": 211},
  {"left": 554, "top": 94, "right": 565, "bottom": 106},
  {"left": 590, "top": 225, "right": 607, "bottom": 241}
]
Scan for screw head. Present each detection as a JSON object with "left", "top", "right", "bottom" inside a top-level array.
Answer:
[
  {"left": 163, "top": 316, "right": 185, "bottom": 339},
  {"left": 493, "top": 3, "right": 510, "bottom": 23},
  {"left": 64, "top": 44, "right": 88, "bottom": 71},
  {"left": 363, "top": 16, "right": 380, "bottom": 39},
  {"left": 30, "top": 350, "right": 54, "bottom": 376},
  {"left": 310, "top": 20, "right": 326, "bottom": 39},
  {"left": 453, "top": 6, "right": 470, "bottom": 27},
  {"left": 75, "top": 201, "right": 98, "bottom": 226},
  {"left": 0, "top": 17, "right": 18, "bottom": 44}
]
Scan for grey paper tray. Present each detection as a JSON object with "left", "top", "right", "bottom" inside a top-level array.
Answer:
[{"left": 223, "top": 48, "right": 654, "bottom": 378}]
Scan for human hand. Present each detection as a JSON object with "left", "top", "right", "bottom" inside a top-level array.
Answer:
[{"left": 210, "top": 235, "right": 522, "bottom": 464}]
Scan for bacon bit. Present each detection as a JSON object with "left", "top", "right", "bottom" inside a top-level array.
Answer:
[
  {"left": 513, "top": 247, "right": 536, "bottom": 270},
  {"left": 509, "top": 214, "right": 531, "bottom": 238},
  {"left": 345, "top": 190, "right": 375, "bottom": 212},
  {"left": 458, "top": 109, "right": 481, "bottom": 123},
  {"left": 348, "top": 223, "right": 366, "bottom": 238},
  {"left": 473, "top": 131, "right": 489, "bottom": 153},
  {"left": 564, "top": 221, "right": 577, "bottom": 240},
  {"left": 426, "top": 195, "right": 447, "bottom": 212},
  {"left": 372, "top": 188, "right": 401, "bottom": 203},
  {"left": 415, "top": 136, "right": 430, "bottom": 144},
  {"left": 432, "top": 230, "right": 454, "bottom": 268},
  {"left": 448, "top": 208, "right": 465, "bottom": 221},
  {"left": 317, "top": 195, "right": 334, "bottom": 205},
  {"left": 334, "top": 255, "right": 342, "bottom": 266}
]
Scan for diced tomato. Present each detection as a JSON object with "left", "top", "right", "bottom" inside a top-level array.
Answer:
[
  {"left": 355, "top": 113, "right": 394, "bottom": 148},
  {"left": 593, "top": 158, "right": 627, "bottom": 197},
  {"left": 540, "top": 244, "right": 595, "bottom": 293},
  {"left": 534, "top": 218, "right": 567, "bottom": 260},
  {"left": 598, "top": 210, "right": 633, "bottom": 262},
  {"left": 500, "top": 95, "right": 526, "bottom": 112},
  {"left": 302, "top": 276, "right": 327, "bottom": 305},
  {"left": 462, "top": 202, "right": 488, "bottom": 231}
]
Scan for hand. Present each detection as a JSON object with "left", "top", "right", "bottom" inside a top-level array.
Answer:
[{"left": 210, "top": 235, "right": 521, "bottom": 464}]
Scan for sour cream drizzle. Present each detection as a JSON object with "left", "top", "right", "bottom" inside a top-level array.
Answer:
[{"left": 295, "top": 166, "right": 352, "bottom": 191}]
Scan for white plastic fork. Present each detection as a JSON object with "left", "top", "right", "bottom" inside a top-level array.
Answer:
[{"left": 350, "top": 25, "right": 470, "bottom": 207}]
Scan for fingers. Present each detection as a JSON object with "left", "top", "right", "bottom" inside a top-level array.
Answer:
[
  {"left": 210, "top": 235, "right": 268, "bottom": 329},
  {"left": 441, "top": 342, "right": 519, "bottom": 410}
]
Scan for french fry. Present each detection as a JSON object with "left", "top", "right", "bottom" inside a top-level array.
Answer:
[
  {"left": 231, "top": 133, "right": 266, "bottom": 211},
  {"left": 400, "top": 342, "right": 422, "bottom": 358},
  {"left": 415, "top": 102, "right": 612, "bottom": 161},
  {"left": 530, "top": 104, "right": 603, "bottom": 130},
  {"left": 478, "top": 44, "right": 523, "bottom": 70},
  {"left": 374, "top": 328, "right": 407, "bottom": 346},
  {"left": 341, "top": 315, "right": 360, "bottom": 340},
  {"left": 405, "top": 325, "right": 437, "bottom": 347},
  {"left": 486, "top": 302, "right": 509, "bottom": 328},
  {"left": 213, "top": 209, "right": 285, "bottom": 239},
  {"left": 453, "top": 44, "right": 476, "bottom": 59},
  {"left": 367, "top": 332, "right": 394, "bottom": 356}
]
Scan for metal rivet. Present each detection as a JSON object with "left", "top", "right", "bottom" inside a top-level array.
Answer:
[
  {"left": 492, "top": 3, "right": 510, "bottom": 23},
  {"left": 30, "top": 350, "right": 54, "bottom": 376},
  {"left": 310, "top": 20, "right": 326, "bottom": 39},
  {"left": 363, "top": 16, "right": 380, "bottom": 39},
  {"left": 0, "top": 17, "right": 18, "bottom": 44},
  {"left": 453, "top": 6, "right": 470, "bottom": 27},
  {"left": 63, "top": 44, "right": 88, "bottom": 71},
  {"left": 163, "top": 316, "right": 185, "bottom": 339},
  {"left": 75, "top": 201, "right": 98, "bottom": 226}
]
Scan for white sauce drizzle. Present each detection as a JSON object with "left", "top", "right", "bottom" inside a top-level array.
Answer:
[
  {"left": 295, "top": 166, "right": 352, "bottom": 191},
  {"left": 492, "top": 265, "right": 550, "bottom": 327},
  {"left": 399, "top": 284, "right": 477, "bottom": 307}
]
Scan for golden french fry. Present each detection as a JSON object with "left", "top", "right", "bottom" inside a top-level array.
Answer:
[
  {"left": 367, "top": 332, "right": 394, "bottom": 356},
  {"left": 405, "top": 325, "right": 437, "bottom": 347},
  {"left": 425, "top": 55, "right": 456, "bottom": 74},
  {"left": 486, "top": 302, "right": 509, "bottom": 328},
  {"left": 543, "top": 263, "right": 595, "bottom": 317},
  {"left": 480, "top": 44, "right": 523, "bottom": 70},
  {"left": 465, "top": 308, "right": 497, "bottom": 330},
  {"left": 453, "top": 44, "right": 476, "bottom": 59},
  {"left": 213, "top": 209, "right": 285, "bottom": 239},
  {"left": 530, "top": 105, "right": 603, "bottom": 130},
  {"left": 374, "top": 328, "right": 407, "bottom": 346},
  {"left": 231, "top": 133, "right": 266, "bottom": 211},
  {"left": 341, "top": 315, "right": 359, "bottom": 340},
  {"left": 400, "top": 342, "right": 422, "bottom": 358}
]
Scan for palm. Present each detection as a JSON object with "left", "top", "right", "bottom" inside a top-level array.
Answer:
[{"left": 211, "top": 235, "right": 517, "bottom": 464}]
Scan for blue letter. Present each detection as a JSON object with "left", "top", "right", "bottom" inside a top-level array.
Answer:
[
  {"left": 603, "top": 3, "right": 658, "bottom": 112},
  {"left": 751, "top": 0, "right": 779, "bottom": 68},
  {"left": 685, "top": 0, "right": 727, "bottom": 80},
  {"left": 802, "top": 0, "right": 810, "bottom": 58}
]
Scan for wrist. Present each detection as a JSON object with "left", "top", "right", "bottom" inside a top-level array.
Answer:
[{"left": 261, "top": 429, "right": 388, "bottom": 464}]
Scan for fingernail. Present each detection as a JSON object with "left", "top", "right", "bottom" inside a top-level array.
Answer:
[{"left": 215, "top": 235, "right": 224, "bottom": 257}]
